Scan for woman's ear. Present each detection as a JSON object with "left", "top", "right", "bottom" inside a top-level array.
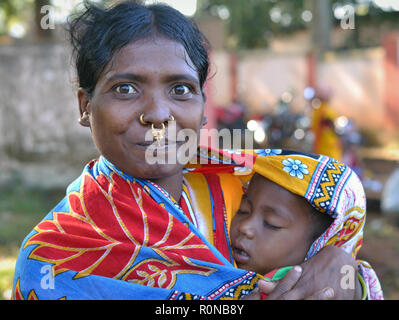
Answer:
[{"left": 77, "top": 88, "right": 91, "bottom": 127}]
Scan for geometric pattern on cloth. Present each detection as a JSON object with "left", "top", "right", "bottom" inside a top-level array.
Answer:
[{"left": 306, "top": 157, "right": 350, "bottom": 218}]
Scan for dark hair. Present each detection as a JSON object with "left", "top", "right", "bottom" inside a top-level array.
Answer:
[
  {"left": 67, "top": 0, "right": 210, "bottom": 96},
  {"left": 308, "top": 205, "right": 333, "bottom": 243}
]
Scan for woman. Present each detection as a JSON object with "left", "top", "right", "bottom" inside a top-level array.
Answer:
[
  {"left": 311, "top": 85, "right": 343, "bottom": 161},
  {"left": 13, "top": 1, "right": 371, "bottom": 300}
]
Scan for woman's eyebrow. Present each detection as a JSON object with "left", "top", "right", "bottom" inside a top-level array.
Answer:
[
  {"left": 105, "top": 73, "right": 148, "bottom": 84},
  {"left": 163, "top": 74, "right": 200, "bottom": 85},
  {"left": 104, "top": 73, "right": 200, "bottom": 86}
]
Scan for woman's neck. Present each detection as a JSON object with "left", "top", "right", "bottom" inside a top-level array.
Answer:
[{"left": 150, "top": 171, "right": 184, "bottom": 202}]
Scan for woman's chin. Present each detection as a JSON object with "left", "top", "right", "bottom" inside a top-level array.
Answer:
[{"left": 140, "top": 163, "right": 184, "bottom": 180}]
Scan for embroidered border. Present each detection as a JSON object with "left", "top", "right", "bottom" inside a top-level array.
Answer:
[{"left": 308, "top": 158, "right": 348, "bottom": 216}]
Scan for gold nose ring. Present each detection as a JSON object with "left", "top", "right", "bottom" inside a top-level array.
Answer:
[
  {"left": 139, "top": 114, "right": 148, "bottom": 125},
  {"left": 140, "top": 114, "right": 174, "bottom": 125}
]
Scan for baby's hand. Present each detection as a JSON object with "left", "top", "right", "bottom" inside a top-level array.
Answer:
[{"left": 240, "top": 279, "right": 270, "bottom": 300}]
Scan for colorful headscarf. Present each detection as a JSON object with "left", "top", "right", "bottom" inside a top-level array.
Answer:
[{"left": 188, "top": 147, "right": 383, "bottom": 300}]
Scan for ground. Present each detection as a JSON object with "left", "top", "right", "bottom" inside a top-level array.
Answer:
[
  {"left": 0, "top": 185, "right": 398, "bottom": 300},
  {"left": 0, "top": 183, "right": 65, "bottom": 300}
]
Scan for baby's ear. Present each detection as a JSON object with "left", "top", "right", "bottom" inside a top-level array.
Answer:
[
  {"left": 202, "top": 116, "right": 208, "bottom": 127},
  {"left": 77, "top": 88, "right": 90, "bottom": 127}
]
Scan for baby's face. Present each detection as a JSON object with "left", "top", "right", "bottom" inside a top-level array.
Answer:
[{"left": 230, "top": 174, "right": 314, "bottom": 275}]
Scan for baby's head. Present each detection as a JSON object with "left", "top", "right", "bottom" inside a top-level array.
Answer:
[{"left": 230, "top": 173, "right": 333, "bottom": 275}]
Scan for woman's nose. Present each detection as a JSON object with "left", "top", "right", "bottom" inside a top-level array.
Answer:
[{"left": 141, "top": 94, "right": 172, "bottom": 126}]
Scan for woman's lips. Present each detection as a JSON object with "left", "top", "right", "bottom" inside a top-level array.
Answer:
[
  {"left": 135, "top": 140, "right": 181, "bottom": 150},
  {"left": 136, "top": 141, "right": 154, "bottom": 147}
]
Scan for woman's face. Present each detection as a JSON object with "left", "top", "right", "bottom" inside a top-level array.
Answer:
[{"left": 78, "top": 37, "right": 206, "bottom": 179}]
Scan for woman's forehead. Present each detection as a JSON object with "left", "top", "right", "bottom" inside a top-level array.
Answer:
[{"left": 103, "top": 38, "right": 198, "bottom": 80}]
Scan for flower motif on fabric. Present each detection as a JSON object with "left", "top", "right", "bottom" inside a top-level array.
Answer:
[
  {"left": 282, "top": 158, "right": 309, "bottom": 180},
  {"left": 255, "top": 149, "right": 282, "bottom": 157}
]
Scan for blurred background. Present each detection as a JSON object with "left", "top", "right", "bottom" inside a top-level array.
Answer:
[{"left": 1, "top": 0, "right": 399, "bottom": 299}]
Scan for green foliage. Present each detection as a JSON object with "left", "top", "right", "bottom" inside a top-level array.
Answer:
[
  {"left": 0, "top": 182, "right": 65, "bottom": 246},
  {"left": 0, "top": 0, "right": 33, "bottom": 36},
  {"left": 197, "top": 0, "right": 399, "bottom": 49},
  {"left": 0, "top": 180, "right": 64, "bottom": 300},
  {"left": 0, "top": 256, "right": 16, "bottom": 300},
  {"left": 198, "top": 0, "right": 308, "bottom": 49}
]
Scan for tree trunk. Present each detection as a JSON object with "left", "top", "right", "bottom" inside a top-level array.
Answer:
[{"left": 34, "top": 0, "right": 53, "bottom": 41}]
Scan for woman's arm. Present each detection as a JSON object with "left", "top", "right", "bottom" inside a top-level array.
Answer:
[{"left": 259, "top": 246, "right": 363, "bottom": 300}]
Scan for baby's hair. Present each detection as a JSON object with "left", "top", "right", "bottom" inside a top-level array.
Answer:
[
  {"left": 67, "top": 0, "right": 211, "bottom": 96},
  {"left": 308, "top": 205, "right": 334, "bottom": 243}
]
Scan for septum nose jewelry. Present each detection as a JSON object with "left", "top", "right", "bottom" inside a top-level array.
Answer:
[{"left": 139, "top": 114, "right": 175, "bottom": 146}]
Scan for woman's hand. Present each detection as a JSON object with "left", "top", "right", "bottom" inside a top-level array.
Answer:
[
  {"left": 263, "top": 266, "right": 334, "bottom": 300},
  {"left": 295, "top": 245, "right": 362, "bottom": 299},
  {"left": 265, "top": 246, "right": 361, "bottom": 300},
  {"left": 243, "top": 246, "right": 362, "bottom": 300},
  {"left": 242, "top": 266, "right": 334, "bottom": 300}
]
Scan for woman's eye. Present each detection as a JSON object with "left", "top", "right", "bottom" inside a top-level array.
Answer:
[
  {"left": 171, "top": 84, "right": 191, "bottom": 96},
  {"left": 115, "top": 84, "right": 137, "bottom": 95},
  {"left": 237, "top": 209, "right": 248, "bottom": 215}
]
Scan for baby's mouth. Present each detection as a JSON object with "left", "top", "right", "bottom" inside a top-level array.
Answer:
[{"left": 232, "top": 244, "right": 251, "bottom": 264}]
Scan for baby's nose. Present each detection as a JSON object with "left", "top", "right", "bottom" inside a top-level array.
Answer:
[{"left": 239, "top": 221, "right": 255, "bottom": 239}]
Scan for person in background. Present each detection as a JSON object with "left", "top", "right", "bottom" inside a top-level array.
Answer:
[{"left": 311, "top": 85, "right": 343, "bottom": 161}]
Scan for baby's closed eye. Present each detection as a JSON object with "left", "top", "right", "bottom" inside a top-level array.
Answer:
[{"left": 263, "top": 220, "right": 282, "bottom": 230}]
